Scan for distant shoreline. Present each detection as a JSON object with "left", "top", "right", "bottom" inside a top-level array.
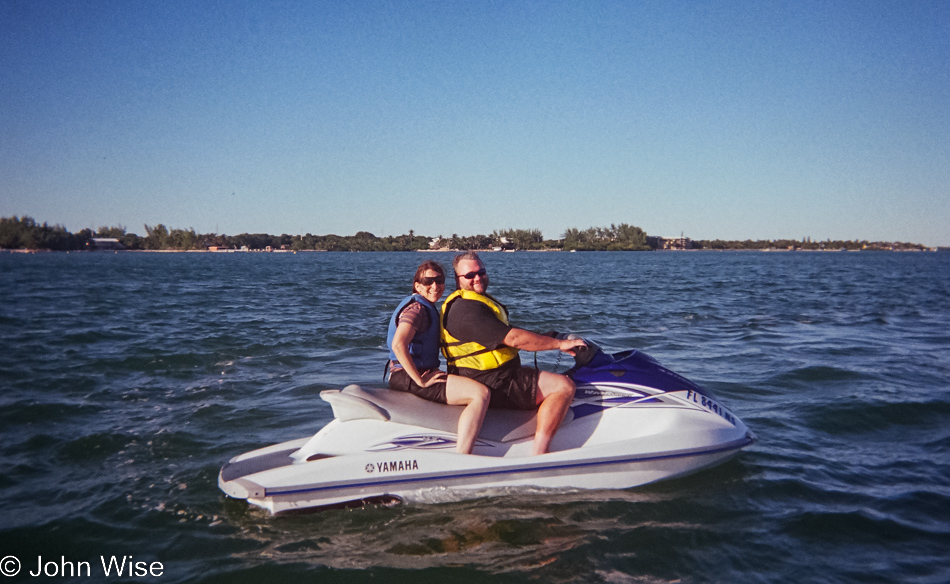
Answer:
[
  {"left": 4, "top": 216, "right": 939, "bottom": 253},
  {"left": 4, "top": 247, "right": 944, "bottom": 255}
]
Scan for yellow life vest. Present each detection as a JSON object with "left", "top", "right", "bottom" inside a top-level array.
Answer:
[{"left": 440, "top": 289, "right": 519, "bottom": 371}]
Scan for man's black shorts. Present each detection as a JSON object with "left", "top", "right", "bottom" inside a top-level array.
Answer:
[{"left": 461, "top": 362, "right": 540, "bottom": 410}]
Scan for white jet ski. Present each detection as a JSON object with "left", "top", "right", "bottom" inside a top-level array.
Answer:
[{"left": 219, "top": 339, "right": 755, "bottom": 515}]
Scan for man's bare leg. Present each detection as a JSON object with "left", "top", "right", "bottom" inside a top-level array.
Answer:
[{"left": 532, "top": 371, "right": 576, "bottom": 455}]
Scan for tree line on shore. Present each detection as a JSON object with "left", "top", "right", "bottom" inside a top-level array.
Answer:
[
  {"left": 695, "top": 237, "right": 930, "bottom": 251},
  {"left": 0, "top": 215, "right": 930, "bottom": 252}
]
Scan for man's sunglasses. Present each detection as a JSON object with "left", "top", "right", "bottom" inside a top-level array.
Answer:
[
  {"left": 417, "top": 275, "right": 445, "bottom": 286},
  {"left": 458, "top": 268, "right": 487, "bottom": 280}
]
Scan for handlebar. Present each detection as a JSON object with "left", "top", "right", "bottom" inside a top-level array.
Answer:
[{"left": 552, "top": 332, "right": 600, "bottom": 368}]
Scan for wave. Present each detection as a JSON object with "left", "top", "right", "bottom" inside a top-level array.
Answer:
[{"left": 802, "top": 399, "right": 950, "bottom": 435}]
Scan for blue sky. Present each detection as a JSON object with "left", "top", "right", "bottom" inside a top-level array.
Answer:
[{"left": 2, "top": 0, "right": 948, "bottom": 245}]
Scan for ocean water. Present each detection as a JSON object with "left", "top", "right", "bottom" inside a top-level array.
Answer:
[{"left": 1, "top": 250, "right": 948, "bottom": 583}]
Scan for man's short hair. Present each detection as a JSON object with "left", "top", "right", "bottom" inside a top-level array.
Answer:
[{"left": 453, "top": 251, "right": 482, "bottom": 272}]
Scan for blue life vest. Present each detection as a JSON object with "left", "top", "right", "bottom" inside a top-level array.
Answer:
[{"left": 386, "top": 294, "right": 441, "bottom": 370}]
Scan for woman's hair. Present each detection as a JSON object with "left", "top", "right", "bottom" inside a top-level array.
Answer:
[{"left": 412, "top": 260, "right": 445, "bottom": 290}]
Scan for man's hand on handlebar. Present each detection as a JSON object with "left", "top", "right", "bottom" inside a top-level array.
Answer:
[{"left": 558, "top": 338, "right": 587, "bottom": 356}]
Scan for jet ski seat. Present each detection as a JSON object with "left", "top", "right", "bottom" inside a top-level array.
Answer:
[{"left": 320, "top": 385, "right": 573, "bottom": 444}]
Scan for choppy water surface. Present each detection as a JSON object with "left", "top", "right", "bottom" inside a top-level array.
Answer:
[{"left": 1, "top": 251, "right": 948, "bottom": 583}]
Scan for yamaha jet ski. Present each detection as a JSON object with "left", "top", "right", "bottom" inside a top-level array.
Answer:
[{"left": 219, "top": 339, "right": 755, "bottom": 515}]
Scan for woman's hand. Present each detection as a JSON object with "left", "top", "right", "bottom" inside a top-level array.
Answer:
[
  {"left": 418, "top": 369, "right": 447, "bottom": 387},
  {"left": 392, "top": 320, "right": 446, "bottom": 388}
]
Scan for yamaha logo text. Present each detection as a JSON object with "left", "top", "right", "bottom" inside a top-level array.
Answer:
[{"left": 371, "top": 459, "right": 419, "bottom": 473}]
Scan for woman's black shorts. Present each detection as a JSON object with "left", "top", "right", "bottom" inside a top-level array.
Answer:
[{"left": 388, "top": 368, "right": 448, "bottom": 404}]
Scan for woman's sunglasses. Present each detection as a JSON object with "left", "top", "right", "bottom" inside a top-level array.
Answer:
[{"left": 417, "top": 275, "right": 445, "bottom": 286}]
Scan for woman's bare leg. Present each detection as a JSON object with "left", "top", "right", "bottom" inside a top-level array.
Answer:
[{"left": 445, "top": 375, "right": 490, "bottom": 454}]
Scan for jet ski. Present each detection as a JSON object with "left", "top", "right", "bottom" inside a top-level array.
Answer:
[{"left": 219, "top": 339, "right": 755, "bottom": 515}]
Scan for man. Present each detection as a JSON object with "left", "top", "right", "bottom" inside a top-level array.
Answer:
[{"left": 441, "top": 251, "right": 586, "bottom": 455}]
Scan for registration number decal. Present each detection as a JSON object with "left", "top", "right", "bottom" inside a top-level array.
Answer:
[{"left": 685, "top": 390, "right": 737, "bottom": 426}]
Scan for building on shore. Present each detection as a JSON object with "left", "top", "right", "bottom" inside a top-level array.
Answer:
[
  {"left": 87, "top": 238, "right": 124, "bottom": 251},
  {"left": 647, "top": 235, "right": 699, "bottom": 250}
]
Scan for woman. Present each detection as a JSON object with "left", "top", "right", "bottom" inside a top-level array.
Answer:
[{"left": 387, "top": 260, "right": 490, "bottom": 454}]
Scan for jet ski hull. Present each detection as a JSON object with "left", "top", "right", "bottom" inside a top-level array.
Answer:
[
  {"left": 221, "top": 432, "right": 750, "bottom": 515},
  {"left": 220, "top": 344, "right": 755, "bottom": 515}
]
